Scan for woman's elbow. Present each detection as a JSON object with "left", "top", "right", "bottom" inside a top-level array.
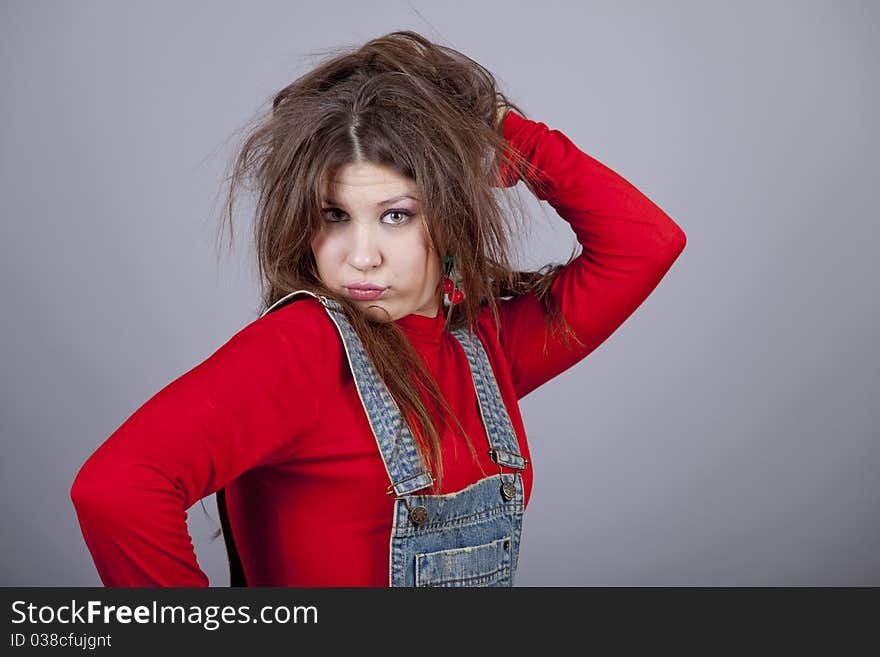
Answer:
[
  {"left": 70, "top": 452, "right": 132, "bottom": 521},
  {"left": 669, "top": 227, "right": 686, "bottom": 260},
  {"left": 71, "top": 462, "right": 103, "bottom": 519},
  {"left": 657, "top": 223, "right": 687, "bottom": 265}
]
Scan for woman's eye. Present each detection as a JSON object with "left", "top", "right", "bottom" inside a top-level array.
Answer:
[
  {"left": 320, "top": 208, "right": 413, "bottom": 225},
  {"left": 321, "top": 208, "right": 346, "bottom": 222},
  {"left": 382, "top": 210, "right": 413, "bottom": 225}
]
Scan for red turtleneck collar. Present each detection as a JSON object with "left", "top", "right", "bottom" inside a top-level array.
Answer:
[{"left": 393, "top": 303, "right": 447, "bottom": 348}]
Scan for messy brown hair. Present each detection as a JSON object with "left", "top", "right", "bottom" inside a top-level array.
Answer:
[{"left": 214, "top": 30, "right": 583, "bottom": 498}]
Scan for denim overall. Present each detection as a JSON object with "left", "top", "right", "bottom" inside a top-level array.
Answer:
[{"left": 217, "top": 288, "right": 528, "bottom": 587}]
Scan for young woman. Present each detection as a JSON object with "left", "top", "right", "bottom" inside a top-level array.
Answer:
[{"left": 70, "top": 31, "right": 686, "bottom": 587}]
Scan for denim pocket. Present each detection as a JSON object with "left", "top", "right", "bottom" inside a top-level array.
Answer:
[{"left": 415, "top": 535, "right": 512, "bottom": 587}]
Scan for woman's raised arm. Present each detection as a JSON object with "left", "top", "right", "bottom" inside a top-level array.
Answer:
[
  {"left": 496, "top": 110, "right": 687, "bottom": 399},
  {"left": 70, "top": 305, "right": 324, "bottom": 586}
]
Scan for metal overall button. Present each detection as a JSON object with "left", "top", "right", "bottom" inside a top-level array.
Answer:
[
  {"left": 500, "top": 481, "right": 516, "bottom": 501},
  {"left": 409, "top": 505, "right": 429, "bottom": 527}
]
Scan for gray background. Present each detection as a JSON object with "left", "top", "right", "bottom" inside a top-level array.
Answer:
[{"left": 2, "top": 0, "right": 877, "bottom": 586}]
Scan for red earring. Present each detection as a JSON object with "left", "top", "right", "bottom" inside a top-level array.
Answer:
[{"left": 443, "top": 255, "right": 465, "bottom": 305}]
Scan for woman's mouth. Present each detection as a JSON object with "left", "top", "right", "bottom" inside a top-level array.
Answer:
[{"left": 344, "top": 286, "right": 388, "bottom": 300}]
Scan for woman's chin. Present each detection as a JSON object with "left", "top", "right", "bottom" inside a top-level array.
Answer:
[{"left": 360, "top": 302, "right": 396, "bottom": 322}]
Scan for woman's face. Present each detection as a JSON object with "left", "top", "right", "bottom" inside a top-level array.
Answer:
[{"left": 310, "top": 161, "right": 442, "bottom": 322}]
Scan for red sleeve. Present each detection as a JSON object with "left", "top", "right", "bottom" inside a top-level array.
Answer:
[
  {"left": 69, "top": 304, "right": 324, "bottom": 586},
  {"left": 497, "top": 110, "right": 687, "bottom": 399}
]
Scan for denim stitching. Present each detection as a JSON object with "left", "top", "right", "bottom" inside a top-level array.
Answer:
[{"left": 418, "top": 566, "right": 511, "bottom": 587}]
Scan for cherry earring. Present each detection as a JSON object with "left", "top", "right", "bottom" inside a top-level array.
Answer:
[{"left": 443, "top": 255, "right": 465, "bottom": 305}]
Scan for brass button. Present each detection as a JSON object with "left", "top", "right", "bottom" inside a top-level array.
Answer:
[
  {"left": 501, "top": 481, "right": 516, "bottom": 501},
  {"left": 409, "top": 505, "right": 428, "bottom": 526}
]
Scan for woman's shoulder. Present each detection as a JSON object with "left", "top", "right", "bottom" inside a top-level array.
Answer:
[
  {"left": 471, "top": 294, "right": 542, "bottom": 361},
  {"left": 473, "top": 297, "right": 522, "bottom": 334},
  {"left": 468, "top": 299, "right": 514, "bottom": 355},
  {"left": 228, "top": 296, "right": 343, "bottom": 365}
]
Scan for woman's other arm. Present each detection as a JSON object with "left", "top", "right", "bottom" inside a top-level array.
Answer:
[
  {"left": 69, "top": 307, "right": 323, "bottom": 586},
  {"left": 497, "top": 110, "right": 687, "bottom": 399}
]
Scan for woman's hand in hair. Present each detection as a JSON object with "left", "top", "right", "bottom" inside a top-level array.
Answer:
[
  {"left": 495, "top": 105, "right": 509, "bottom": 133},
  {"left": 492, "top": 106, "right": 521, "bottom": 188}
]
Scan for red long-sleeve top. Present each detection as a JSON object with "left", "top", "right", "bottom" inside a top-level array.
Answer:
[{"left": 70, "top": 110, "right": 686, "bottom": 586}]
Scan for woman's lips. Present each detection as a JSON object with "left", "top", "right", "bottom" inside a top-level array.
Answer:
[{"left": 344, "top": 286, "right": 388, "bottom": 300}]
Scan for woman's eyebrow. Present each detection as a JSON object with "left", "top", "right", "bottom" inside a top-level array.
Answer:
[{"left": 321, "top": 194, "right": 420, "bottom": 207}]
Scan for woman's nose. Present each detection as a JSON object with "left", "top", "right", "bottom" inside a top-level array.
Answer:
[{"left": 347, "top": 224, "right": 381, "bottom": 270}]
